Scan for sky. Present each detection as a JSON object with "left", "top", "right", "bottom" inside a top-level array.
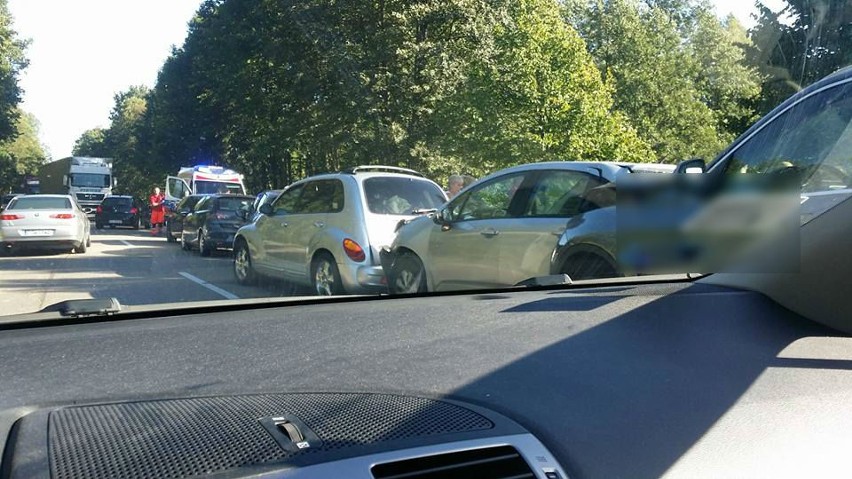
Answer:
[{"left": 8, "top": 0, "right": 781, "bottom": 161}]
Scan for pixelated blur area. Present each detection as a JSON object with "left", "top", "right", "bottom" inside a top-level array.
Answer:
[{"left": 616, "top": 173, "right": 804, "bottom": 274}]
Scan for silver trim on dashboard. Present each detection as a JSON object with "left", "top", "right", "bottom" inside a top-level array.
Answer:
[{"left": 250, "top": 433, "right": 569, "bottom": 479}]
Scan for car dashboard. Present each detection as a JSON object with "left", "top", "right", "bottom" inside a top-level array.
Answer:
[{"left": 0, "top": 282, "right": 850, "bottom": 478}]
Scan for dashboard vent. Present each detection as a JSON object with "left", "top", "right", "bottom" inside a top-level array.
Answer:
[{"left": 371, "top": 445, "right": 535, "bottom": 479}]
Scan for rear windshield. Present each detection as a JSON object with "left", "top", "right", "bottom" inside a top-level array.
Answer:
[
  {"left": 102, "top": 197, "right": 133, "bottom": 206},
  {"left": 363, "top": 177, "right": 446, "bottom": 215},
  {"left": 218, "top": 197, "right": 253, "bottom": 211},
  {"left": 9, "top": 197, "right": 72, "bottom": 210}
]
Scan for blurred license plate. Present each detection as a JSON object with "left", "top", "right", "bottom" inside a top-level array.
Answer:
[
  {"left": 22, "top": 230, "right": 53, "bottom": 237},
  {"left": 109, "top": 220, "right": 122, "bottom": 224}
]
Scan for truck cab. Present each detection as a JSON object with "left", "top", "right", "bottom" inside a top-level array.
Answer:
[{"left": 165, "top": 165, "right": 247, "bottom": 203}]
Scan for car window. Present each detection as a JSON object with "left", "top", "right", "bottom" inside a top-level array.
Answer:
[
  {"left": 450, "top": 173, "right": 528, "bottom": 221},
  {"left": 217, "top": 197, "right": 252, "bottom": 211},
  {"left": 8, "top": 197, "right": 72, "bottom": 210},
  {"left": 272, "top": 184, "right": 304, "bottom": 215},
  {"left": 723, "top": 82, "right": 852, "bottom": 193},
  {"left": 296, "top": 180, "right": 344, "bottom": 214},
  {"left": 102, "top": 197, "right": 132, "bottom": 207},
  {"left": 523, "top": 171, "right": 604, "bottom": 217},
  {"left": 363, "top": 177, "right": 445, "bottom": 215},
  {"left": 193, "top": 197, "right": 210, "bottom": 211}
]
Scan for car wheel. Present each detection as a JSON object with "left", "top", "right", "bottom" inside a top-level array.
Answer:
[
  {"left": 389, "top": 252, "right": 427, "bottom": 294},
  {"left": 311, "top": 253, "right": 344, "bottom": 296},
  {"left": 181, "top": 232, "right": 191, "bottom": 251},
  {"left": 86, "top": 235, "right": 91, "bottom": 248},
  {"left": 166, "top": 224, "right": 176, "bottom": 243},
  {"left": 134, "top": 218, "right": 141, "bottom": 230},
  {"left": 233, "top": 240, "right": 256, "bottom": 285},
  {"left": 75, "top": 240, "right": 87, "bottom": 254},
  {"left": 199, "top": 229, "right": 211, "bottom": 257},
  {"left": 561, "top": 253, "right": 618, "bottom": 281}
]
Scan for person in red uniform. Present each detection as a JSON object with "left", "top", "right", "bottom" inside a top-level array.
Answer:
[{"left": 149, "top": 187, "right": 166, "bottom": 235}]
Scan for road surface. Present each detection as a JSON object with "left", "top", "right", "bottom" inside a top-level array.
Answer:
[{"left": 0, "top": 227, "right": 309, "bottom": 316}]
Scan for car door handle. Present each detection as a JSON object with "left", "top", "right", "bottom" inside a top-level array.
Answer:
[
  {"left": 314, "top": 221, "right": 325, "bottom": 228},
  {"left": 480, "top": 228, "right": 500, "bottom": 238}
]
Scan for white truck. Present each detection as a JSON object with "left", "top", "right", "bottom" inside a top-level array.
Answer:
[
  {"left": 164, "top": 165, "right": 247, "bottom": 202},
  {"left": 39, "top": 157, "right": 115, "bottom": 219}
]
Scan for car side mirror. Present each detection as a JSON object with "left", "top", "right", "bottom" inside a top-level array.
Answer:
[
  {"left": 675, "top": 158, "right": 706, "bottom": 174},
  {"left": 433, "top": 208, "right": 453, "bottom": 230},
  {"left": 259, "top": 203, "right": 273, "bottom": 216}
]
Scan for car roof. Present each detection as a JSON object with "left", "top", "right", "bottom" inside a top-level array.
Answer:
[
  {"left": 12, "top": 194, "right": 72, "bottom": 199},
  {"left": 207, "top": 194, "right": 254, "bottom": 199},
  {"left": 104, "top": 195, "right": 133, "bottom": 199}
]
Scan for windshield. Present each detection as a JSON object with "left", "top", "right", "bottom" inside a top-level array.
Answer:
[
  {"left": 0, "top": 3, "right": 845, "bottom": 309},
  {"left": 195, "top": 181, "right": 244, "bottom": 195},
  {"left": 363, "top": 177, "right": 446, "bottom": 215},
  {"left": 7, "top": 197, "right": 71, "bottom": 210},
  {"left": 70, "top": 173, "right": 110, "bottom": 188},
  {"left": 101, "top": 197, "right": 132, "bottom": 207}
]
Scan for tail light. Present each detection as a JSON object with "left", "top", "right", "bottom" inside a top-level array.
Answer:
[
  {"left": 50, "top": 213, "right": 75, "bottom": 219},
  {"left": 96, "top": 206, "right": 103, "bottom": 214},
  {"left": 130, "top": 207, "right": 138, "bottom": 214},
  {"left": 0, "top": 214, "right": 23, "bottom": 220},
  {"left": 343, "top": 238, "right": 366, "bottom": 262}
]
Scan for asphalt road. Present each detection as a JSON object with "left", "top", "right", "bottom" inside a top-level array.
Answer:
[{"left": 0, "top": 227, "right": 309, "bottom": 316}]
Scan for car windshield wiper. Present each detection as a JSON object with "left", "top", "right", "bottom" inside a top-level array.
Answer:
[{"left": 411, "top": 208, "right": 437, "bottom": 215}]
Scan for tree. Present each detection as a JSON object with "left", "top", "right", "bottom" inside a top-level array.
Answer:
[
  {"left": 0, "top": 110, "right": 47, "bottom": 192},
  {"left": 72, "top": 128, "right": 108, "bottom": 157},
  {"left": 567, "top": 0, "right": 759, "bottom": 162},
  {"left": 748, "top": 0, "right": 852, "bottom": 113},
  {"left": 0, "top": 0, "right": 27, "bottom": 144}
]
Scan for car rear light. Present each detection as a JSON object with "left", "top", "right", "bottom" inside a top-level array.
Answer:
[
  {"left": 96, "top": 206, "right": 103, "bottom": 214},
  {"left": 0, "top": 214, "right": 23, "bottom": 220},
  {"left": 130, "top": 207, "right": 138, "bottom": 214},
  {"left": 343, "top": 238, "right": 366, "bottom": 262},
  {"left": 50, "top": 213, "right": 75, "bottom": 219}
]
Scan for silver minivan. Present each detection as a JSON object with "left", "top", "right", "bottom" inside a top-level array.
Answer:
[{"left": 233, "top": 166, "right": 447, "bottom": 295}]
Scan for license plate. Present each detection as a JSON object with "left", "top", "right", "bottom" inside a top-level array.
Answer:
[
  {"left": 22, "top": 230, "right": 53, "bottom": 237},
  {"left": 109, "top": 220, "right": 123, "bottom": 224}
]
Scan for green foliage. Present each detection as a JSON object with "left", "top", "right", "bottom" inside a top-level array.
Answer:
[
  {"left": 0, "top": 0, "right": 26, "bottom": 144},
  {"left": 567, "top": 0, "right": 760, "bottom": 162},
  {"left": 72, "top": 128, "right": 108, "bottom": 157},
  {"left": 0, "top": 109, "right": 47, "bottom": 192}
]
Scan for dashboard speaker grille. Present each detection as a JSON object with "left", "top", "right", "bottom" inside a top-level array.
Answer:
[{"left": 48, "top": 393, "right": 493, "bottom": 479}]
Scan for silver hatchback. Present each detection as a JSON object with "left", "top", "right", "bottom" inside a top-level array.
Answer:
[
  {"left": 233, "top": 166, "right": 447, "bottom": 295},
  {"left": 383, "top": 161, "right": 674, "bottom": 293}
]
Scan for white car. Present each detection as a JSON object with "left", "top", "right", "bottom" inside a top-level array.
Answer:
[{"left": 0, "top": 195, "right": 91, "bottom": 255}]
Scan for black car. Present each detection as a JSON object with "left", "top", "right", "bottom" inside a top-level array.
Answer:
[
  {"left": 165, "top": 194, "right": 208, "bottom": 243},
  {"left": 180, "top": 194, "right": 254, "bottom": 256},
  {"left": 248, "top": 189, "right": 282, "bottom": 222},
  {"left": 95, "top": 196, "right": 148, "bottom": 229}
]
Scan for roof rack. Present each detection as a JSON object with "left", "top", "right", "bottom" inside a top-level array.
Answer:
[{"left": 343, "top": 165, "right": 425, "bottom": 178}]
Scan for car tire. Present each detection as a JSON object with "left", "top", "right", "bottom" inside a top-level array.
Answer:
[
  {"left": 75, "top": 240, "right": 87, "bottom": 254},
  {"left": 181, "top": 232, "right": 191, "bottom": 251},
  {"left": 86, "top": 235, "right": 91, "bottom": 248},
  {"left": 199, "top": 229, "right": 211, "bottom": 257},
  {"left": 233, "top": 240, "right": 257, "bottom": 285},
  {"left": 388, "top": 252, "right": 427, "bottom": 294},
  {"left": 311, "top": 253, "right": 344, "bottom": 296},
  {"left": 134, "top": 218, "right": 141, "bottom": 230},
  {"left": 561, "top": 253, "right": 619, "bottom": 281},
  {"left": 166, "top": 224, "right": 176, "bottom": 243}
]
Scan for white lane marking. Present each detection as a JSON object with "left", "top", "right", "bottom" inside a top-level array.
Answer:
[
  {"left": 178, "top": 272, "right": 240, "bottom": 300},
  {"left": 120, "top": 240, "right": 133, "bottom": 247}
]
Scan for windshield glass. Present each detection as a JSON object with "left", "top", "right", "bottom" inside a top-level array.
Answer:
[
  {"left": 8, "top": 197, "right": 71, "bottom": 210},
  {"left": 0, "top": 0, "right": 845, "bottom": 308},
  {"left": 195, "top": 181, "right": 243, "bottom": 195},
  {"left": 70, "top": 173, "right": 110, "bottom": 188},
  {"left": 363, "top": 177, "right": 446, "bottom": 215}
]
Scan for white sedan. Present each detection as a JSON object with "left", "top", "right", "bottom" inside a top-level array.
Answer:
[{"left": 0, "top": 195, "right": 91, "bottom": 255}]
